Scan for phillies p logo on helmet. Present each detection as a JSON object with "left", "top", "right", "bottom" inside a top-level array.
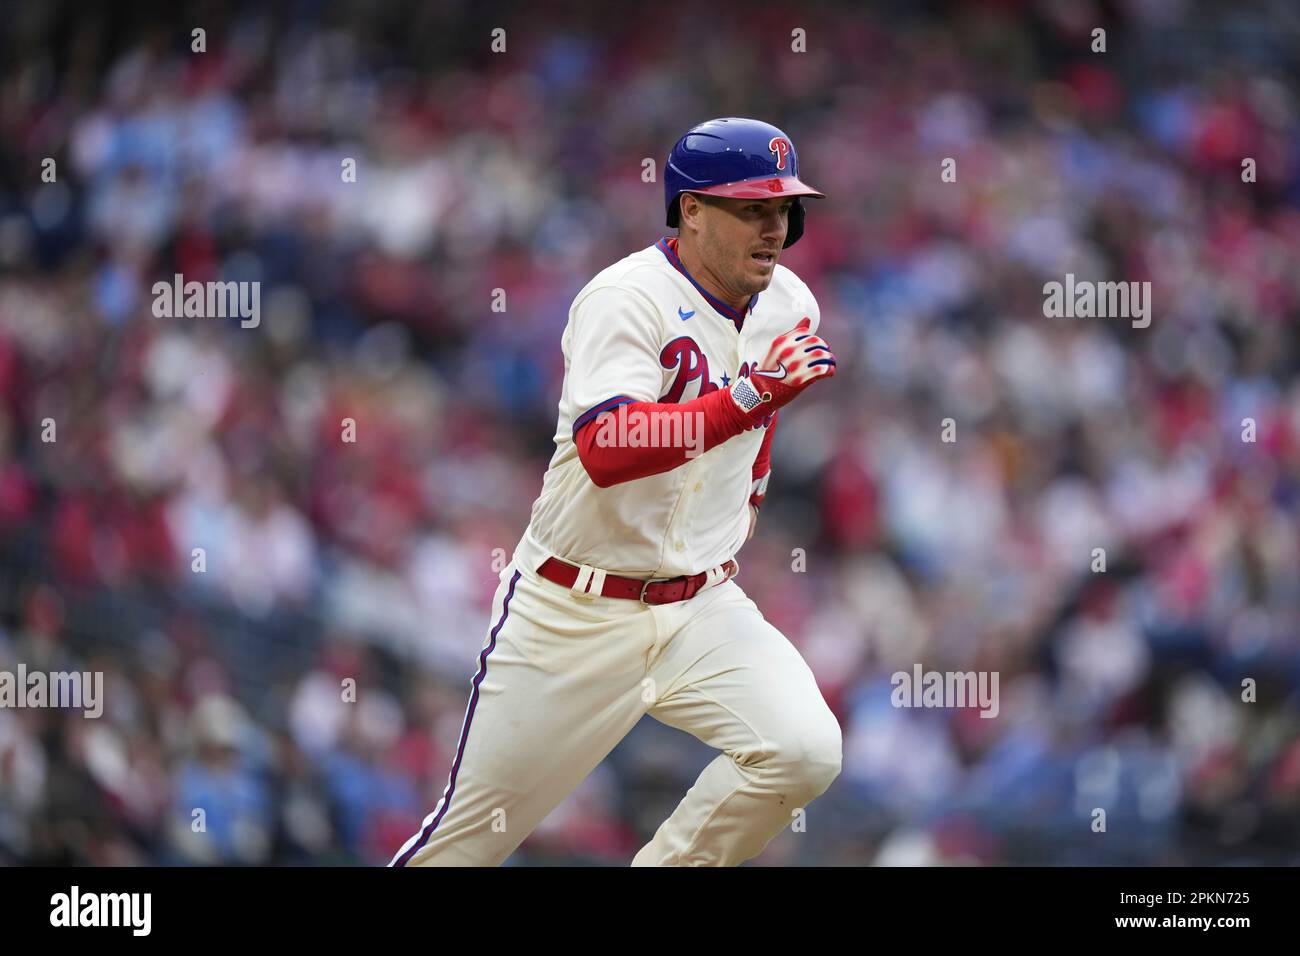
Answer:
[{"left": 768, "top": 137, "right": 791, "bottom": 171}]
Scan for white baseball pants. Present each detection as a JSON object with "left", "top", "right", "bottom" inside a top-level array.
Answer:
[{"left": 390, "top": 555, "right": 841, "bottom": 867}]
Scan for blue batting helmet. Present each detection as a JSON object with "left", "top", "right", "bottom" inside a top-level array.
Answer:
[{"left": 664, "top": 117, "right": 825, "bottom": 248}]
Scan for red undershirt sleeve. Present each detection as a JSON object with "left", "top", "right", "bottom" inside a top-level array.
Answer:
[
  {"left": 748, "top": 409, "right": 778, "bottom": 510},
  {"left": 574, "top": 387, "right": 755, "bottom": 489}
]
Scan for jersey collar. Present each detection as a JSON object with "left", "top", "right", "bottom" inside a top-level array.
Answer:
[{"left": 655, "top": 237, "right": 757, "bottom": 333}]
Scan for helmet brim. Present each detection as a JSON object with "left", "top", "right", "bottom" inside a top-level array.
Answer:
[{"left": 687, "top": 176, "right": 825, "bottom": 201}]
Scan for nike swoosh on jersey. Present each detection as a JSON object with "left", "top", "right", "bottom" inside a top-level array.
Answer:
[{"left": 678, "top": 307, "right": 695, "bottom": 320}]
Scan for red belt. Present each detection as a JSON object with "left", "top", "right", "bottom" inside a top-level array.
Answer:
[{"left": 537, "top": 557, "right": 738, "bottom": 605}]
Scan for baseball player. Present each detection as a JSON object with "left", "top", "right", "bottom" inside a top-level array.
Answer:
[{"left": 391, "top": 117, "right": 840, "bottom": 867}]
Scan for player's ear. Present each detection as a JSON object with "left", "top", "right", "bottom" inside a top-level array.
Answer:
[{"left": 679, "top": 192, "right": 705, "bottom": 232}]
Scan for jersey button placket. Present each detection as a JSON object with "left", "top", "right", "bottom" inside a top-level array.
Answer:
[
  {"left": 680, "top": 480, "right": 702, "bottom": 552},
  {"left": 679, "top": 471, "right": 696, "bottom": 558},
  {"left": 671, "top": 471, "right": 691, "bottom": 562}
]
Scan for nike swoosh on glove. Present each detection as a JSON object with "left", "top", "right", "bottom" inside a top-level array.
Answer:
[{"left": 728, "top": 317, "right": 836, "bottom": 423}]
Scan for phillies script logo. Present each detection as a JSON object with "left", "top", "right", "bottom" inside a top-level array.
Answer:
[
  {"left": 659, "top": 338, "right": 773, "bottom": 428},
  {"left": 660, "top": 337, "right": 718, "bottom": 403},
  {"left": 768, "top": 137, "right": 791, "bottom": 170}
]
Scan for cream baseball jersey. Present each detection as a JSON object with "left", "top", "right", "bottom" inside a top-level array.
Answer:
[{"left": 512, "top": 237, "right": 820, "bottom": 578}]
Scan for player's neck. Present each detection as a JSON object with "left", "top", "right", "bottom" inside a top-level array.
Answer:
[{"left": 674, "top": 239, "right": 750, "bottom": 315}]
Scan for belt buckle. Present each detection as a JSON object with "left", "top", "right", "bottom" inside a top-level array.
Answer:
[{"left": 638, "top": 577, "right": 655, "bottom": 605}]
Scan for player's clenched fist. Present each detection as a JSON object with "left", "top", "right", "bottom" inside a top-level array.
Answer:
[{"left": 728, "top": 317, "right": 836, "bottom": 421}]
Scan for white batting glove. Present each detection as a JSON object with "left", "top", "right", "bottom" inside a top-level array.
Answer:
[{"left": 729, "top": 317, "right": 836, "bottom": 422}]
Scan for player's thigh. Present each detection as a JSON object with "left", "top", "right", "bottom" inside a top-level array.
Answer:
[
  {"left": 445, "top": 562, "right": 653, "bottom": 793},
  {"left": 646, "top": 582, "right": 841, "bottom": 766},
  {"left": 398, "top": 565, "right": 657, "bottom": 864}
]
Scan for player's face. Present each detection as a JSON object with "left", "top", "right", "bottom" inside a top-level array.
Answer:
[{"left": 697, "top": 196, "right": 793, "bottom": 294}]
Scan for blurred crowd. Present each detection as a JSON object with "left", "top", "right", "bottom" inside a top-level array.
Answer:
[{"left": 0, "top": 0, "right": 1298, "bottom": 865}]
